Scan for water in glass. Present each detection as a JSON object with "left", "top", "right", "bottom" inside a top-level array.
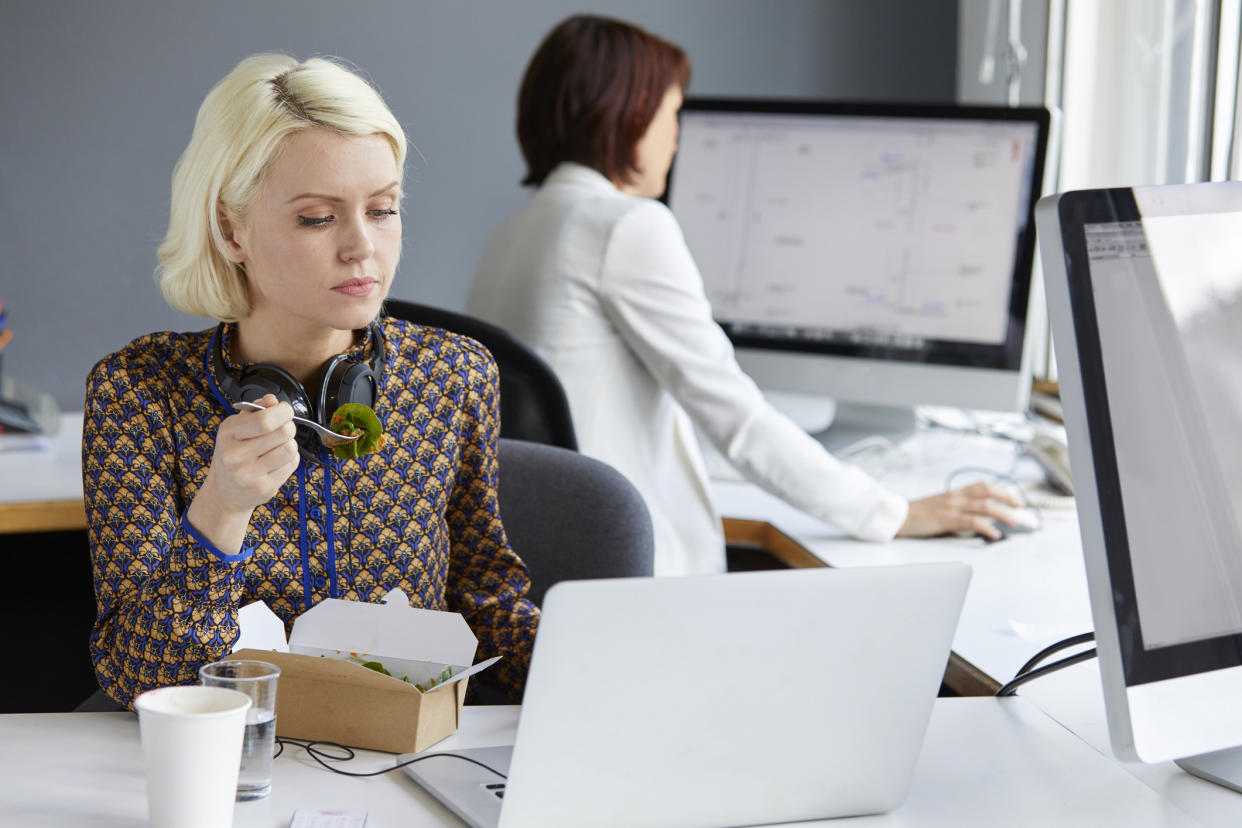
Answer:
[{"left": 237, "top": 712, "right": 277, "bottom": 800}]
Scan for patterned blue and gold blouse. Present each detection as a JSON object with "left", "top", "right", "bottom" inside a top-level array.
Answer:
[{"left": 83, "top": 317, "right": 539, "bottom": 708}]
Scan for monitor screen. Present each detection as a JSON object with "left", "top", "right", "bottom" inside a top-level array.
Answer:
[
  {"left": 664, "top": 99, "right": 1050, "bottom": 418},
  {"left": 1039, "top": 181, "right": 1242, "bottom": 768},
  {"left": 1084, "top": 212, "right": 1242, "bottom": 652}
]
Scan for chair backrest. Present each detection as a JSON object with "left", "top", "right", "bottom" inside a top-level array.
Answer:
[
  {"left": 497, "top": 438, "right": 654, "bottom": 607},
  {"left": 384, "top": 299, "right": 578, "bottom": 450}
]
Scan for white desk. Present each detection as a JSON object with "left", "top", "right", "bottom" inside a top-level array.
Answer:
[
  {"left": 0, "top": 699, "right": 1209, "bottom": 827},
  {"left": 713, "top": 425, "right": 1242, "bottom": 827}
]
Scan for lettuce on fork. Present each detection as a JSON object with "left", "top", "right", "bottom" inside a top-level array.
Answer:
[{"left": 329, "top": 403, "right": 387, "bottom": 459}]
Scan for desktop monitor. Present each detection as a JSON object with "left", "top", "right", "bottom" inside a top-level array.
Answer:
[
  {"left": 664, "top": 99, "right": 1050, "bottom": 443},
  {"left": 1039, "top": 181, "right": 1242, "bottom": 790}
]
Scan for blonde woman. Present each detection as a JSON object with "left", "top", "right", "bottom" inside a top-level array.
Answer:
[{"left": 84, "top": 54, "right": 537, "bottom": 708}]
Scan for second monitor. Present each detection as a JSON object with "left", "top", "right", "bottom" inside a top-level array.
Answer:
[{"left": 664, "top": 99, "right": 1050, "bottom": 444}]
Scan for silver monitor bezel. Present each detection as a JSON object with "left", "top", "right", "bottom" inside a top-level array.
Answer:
[{"left": 1039, "top": 182, "right": 1242, "bottom": 762}]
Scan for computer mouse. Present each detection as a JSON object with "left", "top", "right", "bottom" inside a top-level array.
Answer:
[
  {"left": 961, "top": 520, "right": 1011, "bottom": 544},
  {"left": 999, "top": 507, "right": 1040, "bottom": 533},
  {"left": 982, "top": 524, "right": 1008, "bottom": 544}
]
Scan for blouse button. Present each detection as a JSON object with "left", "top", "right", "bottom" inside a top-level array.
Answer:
[
  {"left": 313, "top": 576, "right": 327, "bottom": 589},
  {"left": 308, "top": 507, "right": 322, "bottom": 519}
]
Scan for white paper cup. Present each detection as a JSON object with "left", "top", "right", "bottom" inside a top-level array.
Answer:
[{"left": 135, "top": 685, "right": 252, "bottom": 828}]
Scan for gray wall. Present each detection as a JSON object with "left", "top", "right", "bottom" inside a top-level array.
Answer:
[{"left": 1, "top": 0, "right": 958, "bottom": 411}]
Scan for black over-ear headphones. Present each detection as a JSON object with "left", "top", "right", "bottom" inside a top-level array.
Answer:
[{"left": 209, "top": 321, "right": 386, "bottom": 452}]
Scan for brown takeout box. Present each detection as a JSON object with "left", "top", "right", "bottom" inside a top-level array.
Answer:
[{"left": 228, "top": 589, "right": 498, "bottom": 754}]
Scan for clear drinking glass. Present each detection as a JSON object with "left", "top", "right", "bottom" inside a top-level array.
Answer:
[{"left": 199, "top": 659, "right": 281, "bottom": 800}]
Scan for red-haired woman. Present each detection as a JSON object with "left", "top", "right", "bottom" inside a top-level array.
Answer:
[{"left": 468, "top": 15, "right": 1022, "bottom": 576}]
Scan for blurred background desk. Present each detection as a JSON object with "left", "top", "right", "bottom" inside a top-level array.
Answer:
[
  {"left": 715, "top": 425, "right": 1089, "bottom": 694},
  {"left": 0, "top": 411, "right": 86, "bottom": 533}
]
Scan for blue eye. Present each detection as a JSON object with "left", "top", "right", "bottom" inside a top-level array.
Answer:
[
  {"left": 298, "top": 215, "right": 334, "bottom": 227},
  {"left": 370, "top": 209, "right": 398, "bottom": 219}
]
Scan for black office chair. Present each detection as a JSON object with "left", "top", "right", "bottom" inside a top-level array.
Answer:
[
  {"left": 496, "top": 438, "right": 654, "bottom": 607},
  {"left": 383, "top": 299, "right": 578, "bottom": 450}
]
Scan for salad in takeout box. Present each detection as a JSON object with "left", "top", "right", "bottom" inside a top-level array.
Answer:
[{"left": 229, "top": 588, "right": 498, "bottom": 753}]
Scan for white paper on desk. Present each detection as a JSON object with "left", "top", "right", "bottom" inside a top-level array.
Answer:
[
  {"left": 234, "top": 601, "right": 290, "bottom": 653},
  {"left": 1008, "top": 619, "right": 1090, "bottom": 644},
  {"left": 0, "top": 434, "right": 52, "bottom": 452}
]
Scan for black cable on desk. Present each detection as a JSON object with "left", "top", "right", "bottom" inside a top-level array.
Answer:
[
  {"left": 1014, "top": 632, "right": 1095, "bottom": 677},
  {"left": 274, "top": 736, "right": 507, "bottom": 779},
  {"left": 996, "top": 632, "right": 1097, "bottom": 697}
]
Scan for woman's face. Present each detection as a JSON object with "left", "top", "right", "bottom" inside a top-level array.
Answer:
[
  {"left": 626, "top": 85, "right": 683, "bottom": 199},
  {"left": 225, "top": 128, "right": 402, "bottom": 337}
]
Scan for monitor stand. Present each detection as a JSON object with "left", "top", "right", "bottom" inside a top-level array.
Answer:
[
  {"left": 815, "top": 402, "right": 918, "bottom": 454},
  {"left": 764, "top": 391, "right": 917, "bottom": 455},
  {"left": 1176, "top": 748, "right": 1242, "bottom": 794}
]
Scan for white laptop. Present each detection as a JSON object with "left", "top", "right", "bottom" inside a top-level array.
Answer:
[{"left": 402, "top": 563, "right": 971, "bottom": 828}]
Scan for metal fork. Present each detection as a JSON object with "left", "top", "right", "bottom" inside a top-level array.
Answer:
[{"left": 232, "top": 400, "right": 361, "bottom": 448}]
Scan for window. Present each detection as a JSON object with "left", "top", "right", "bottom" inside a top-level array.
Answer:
[{"left": 962, "top": 0, "right": 1242, "bottom": 381}]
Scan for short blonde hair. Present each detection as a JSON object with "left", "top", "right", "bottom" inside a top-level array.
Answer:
[{"left": 157, "top": 54, "right": 407, "bottom": 321}]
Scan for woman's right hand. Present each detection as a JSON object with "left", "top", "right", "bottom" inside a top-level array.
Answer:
[
  {"left": 187, "top": 394, "right": 299, "bottom": 554},
  {"left": 204, "top": 394, "right": 300, "bottom": 510},
  {"left": 896, "top": 481, "right": 1026, "bottom": 542}
]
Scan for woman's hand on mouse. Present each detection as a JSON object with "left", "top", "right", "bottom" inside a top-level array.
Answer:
[{"left": 896, "top": 481, "right": 1026, "bottom": 542}]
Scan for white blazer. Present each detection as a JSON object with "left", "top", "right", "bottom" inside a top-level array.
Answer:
[{"left": 468, "top": 163, "right": 908, "bottom": 576}]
